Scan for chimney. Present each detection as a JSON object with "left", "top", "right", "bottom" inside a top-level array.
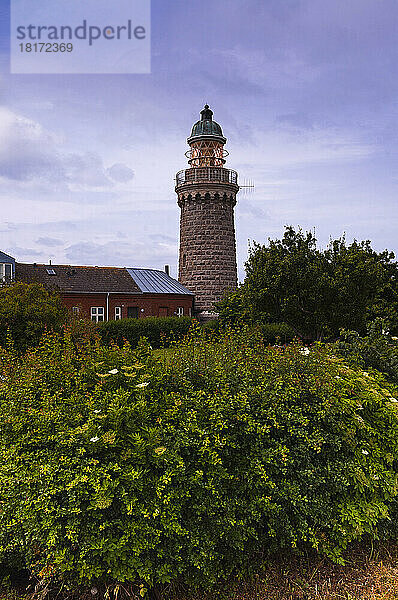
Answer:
[
  {"left": 49, "top": 259, "right": 52, "bottom": 266},
  {"left": 164, "top": 265, "right": 170, "bottom": 276},
  {"left": 33, "top": 262, "right": 37, "bottom": 268}
]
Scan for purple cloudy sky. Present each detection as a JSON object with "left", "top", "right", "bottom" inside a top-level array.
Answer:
[{"left": 0, "top": 0, "right": 397, "bottom": 280}]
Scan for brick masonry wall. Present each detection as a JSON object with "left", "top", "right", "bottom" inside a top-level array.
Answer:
[
  {"left": 178, "top": 188, "right": 238, "bottom": 313},
  {"left": 62, "top": 293, "right": 193, "bottom": 320}
]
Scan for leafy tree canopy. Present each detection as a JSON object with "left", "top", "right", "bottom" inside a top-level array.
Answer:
[
  {"left": 0, "top": 281, "right": 67, "bottom": 350},
  {"left": 218, "top": 226, "right": 398, "bottom": 340}
]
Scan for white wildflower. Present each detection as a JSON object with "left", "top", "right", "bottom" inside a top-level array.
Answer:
[
  {"left": 108, "top": 369, "right": 118, "bottom": 375},
  {"left": 389, "top": 397, "right": 398, "bottom": 403},
  {"left": 93, "top": 409, "right": 101, "bottom": 414},
  {"left": 90, "top": 436, "right": 99, "bottom": 442},
  {"left": 362, "top": 450, "right": 369, "bottom": 455},
  {"left": 391, "top": 336, "right": 398, "bottom": 341},
  {"left": 362, "top": 372, "right": 369, "bottom": 377},
  {"left": 136, "top": 382, "right": 149, "bottom": 388},
  {"left": 300, "top": 347, "right": 310, "bottom": 356}
]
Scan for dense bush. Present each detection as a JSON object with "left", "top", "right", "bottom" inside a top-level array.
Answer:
[
  {"left": 97, "top": 316, "right": 193, "bottom": 348},
  {"left": 0, "top": 326, "right": 398, "bottom": 594},
  {"left": 336, "top": 320, "right": 398, "bottom": 385},
  {"left": 0, "top": 282, "right": 66, "bottom": 351},
  {"left": 218, "top": 227, "right": 398, "bottom": 340},
  {"left": 259, "top": 321, "right": 295, "bottom": 343}
]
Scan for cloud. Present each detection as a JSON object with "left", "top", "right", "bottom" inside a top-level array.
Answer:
[
  {"left": 36, "top": 237, "right": 64, "bottom": 247},
  {"left": 0, "top": 107, "right": 134, "bottom": 190},
  {"left": 8, "top": 246, "right": 44, "bottom": 259},
  {"left": 237, "top": 200, "right": 268, "bottom": 219},
  {"left": 64, "top": 152, "right": 113, "bottom": 189},
  {"left": 149, "top": 233, "right": 177, "bottom": 243},
  {"left": 64, "top": 238, "right": 178, "bottom": 268},
  {"left": 0, "top": 107, "right": 62, "bottom": 181},
  {"left": 276, "top": 113, "right": 315, "bottom": 130},
  {"left": 107, "top": 163, "right": 135, "bottom": 183}
]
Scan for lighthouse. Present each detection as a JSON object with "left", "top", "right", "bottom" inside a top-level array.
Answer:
[{"left": 175, "top": 105, "right": 239, "bottom": 319}]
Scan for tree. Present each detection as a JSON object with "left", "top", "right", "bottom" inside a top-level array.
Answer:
[
  {"left": 221, "top": 227, "right": 398, "bottom": 340},
  {"left": 0, "top": 282, "right": 67, "bottom": 350}
]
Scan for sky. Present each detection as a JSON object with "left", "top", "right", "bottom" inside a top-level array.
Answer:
[{"left": 0, "top": 0, "right": 397, "bottom": 281}]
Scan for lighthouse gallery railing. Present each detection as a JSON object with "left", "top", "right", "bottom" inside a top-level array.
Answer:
[{"left": 176, "top": 167, "right": 238, "bottom": 187}]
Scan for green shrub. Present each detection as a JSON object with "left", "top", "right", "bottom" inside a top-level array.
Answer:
[
  {"left": 0, "top": 326, "right": 398, "bottom": 592},
  {"left": 259, "top": 322, "right": 295, "bottom": 343},
  {"left": 336, "top": 320, "right": 398, "bottom": 385},
  {"left": 0, "top": 282, "right": 66, "bottom": 351},
  {"left": 205, "top": 318, "right": 295, "bottom": 344},
  {"left": 97, "top": 316, "right": 193, "bottom": 348}
]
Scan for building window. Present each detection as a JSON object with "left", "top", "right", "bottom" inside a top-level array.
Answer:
[
  {"left": 182, "top": 254, "right": 186, "bottom": 267},
  {"left": 0, "top": 263, "right": 13, "bottom": 284},
  {"left": 176, "top": 307, "right": 184, "bottom": 317},
  {"left": 72, "top": 306, "right": 80, "bottom": 316},
  {"left": 115, "top": 306, "right": 122, "bottom": 320},
  {"left": 91, "top": 307, "right": 104, "bottom": 322},
  {"left": 127, "top": 306, "right": 138, "bottom": 319},
  {"left": 46, "top": 268, "right": 56, "bottom": 275}
]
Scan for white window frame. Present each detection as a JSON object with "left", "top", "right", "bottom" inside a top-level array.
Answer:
[
  {"left": 72, "top": 306, "right": 80, "bottom": 316},
  {"left": 114, "top": 306, "right": 122, "bottom": 320},
  {"left": 0, "top": 263, "right": 13, "bottom": 283},
  {"left": 91, "top": 307, "right": 105, "bottom": 322},
  {"left": 176, "top": 307, "right": 184, "bottom": 317}
]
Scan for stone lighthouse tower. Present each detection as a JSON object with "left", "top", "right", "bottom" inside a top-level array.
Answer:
[{"left": 175, "top": 105, "right": 239, "bottom": 319}]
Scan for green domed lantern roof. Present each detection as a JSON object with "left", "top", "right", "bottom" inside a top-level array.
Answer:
[{"left": 188, "top": 105, "right": 226, "bottom": 144}]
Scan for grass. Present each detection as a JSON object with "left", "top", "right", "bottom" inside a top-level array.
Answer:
[{"left": 162, "top": 541, "right": 398, "bottom": 600}]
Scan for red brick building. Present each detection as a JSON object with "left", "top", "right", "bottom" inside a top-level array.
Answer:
[{"left": 14, "top": 262, "right": 194, "bottom": 321}]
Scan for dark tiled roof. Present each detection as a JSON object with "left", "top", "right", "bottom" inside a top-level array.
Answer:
[
  {"left": 127, "top": 268, "right": 194, "bottom": 295},
  {"left": 16, "top": 263, "right": 142, "bottom": 294},
  {"left": 0, "top": 251, "right": 15, "bottom": 263}
]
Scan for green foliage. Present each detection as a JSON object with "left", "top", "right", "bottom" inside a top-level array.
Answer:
[
  {"left": 97, "top": 316, "right": 193, "bottom": 348},
  {"left": 0, "top": 326, "right": 398, "bottom": 592},
  {"left": 336, "top": 320, "right": 398, "bottom": 385},
  {"left": 222, "top": 226, "right": 398, "bottom": 341},
  {"left": 216, "top": 291, "right": 295, "bottom": 343},
  {"left": 259, "top": 322, "right": 295, "bottom": 344},
  {"left": 216, "top": 289, "right": 248, "bottom": 326},
  {"left": 0, "top": 282, "right": 66, "bottom": 351}
]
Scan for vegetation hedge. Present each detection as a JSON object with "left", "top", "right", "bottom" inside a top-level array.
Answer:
[
  {"left": 0, "top": 282, "right": 66, "bottom": 352},
  {"left": 0, "top": 326, "right": 398, "bottom": 594},
  {"left": 97, "top": 316, "right": 193, "bottom": 348},
  {"left": 98, "top": 317, "right": 294, "bottom": 349},
  {"left": 336, "top": 321, "right": 398, "bottom": 385}
]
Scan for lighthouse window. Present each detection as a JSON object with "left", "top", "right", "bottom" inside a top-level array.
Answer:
[{"left": 183, "top": 254, "right": 186, "bottom": 267}]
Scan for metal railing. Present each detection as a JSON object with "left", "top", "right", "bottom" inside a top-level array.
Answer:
[{"left": 176, "top": 167, "right": 238, "bottom": 187}]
